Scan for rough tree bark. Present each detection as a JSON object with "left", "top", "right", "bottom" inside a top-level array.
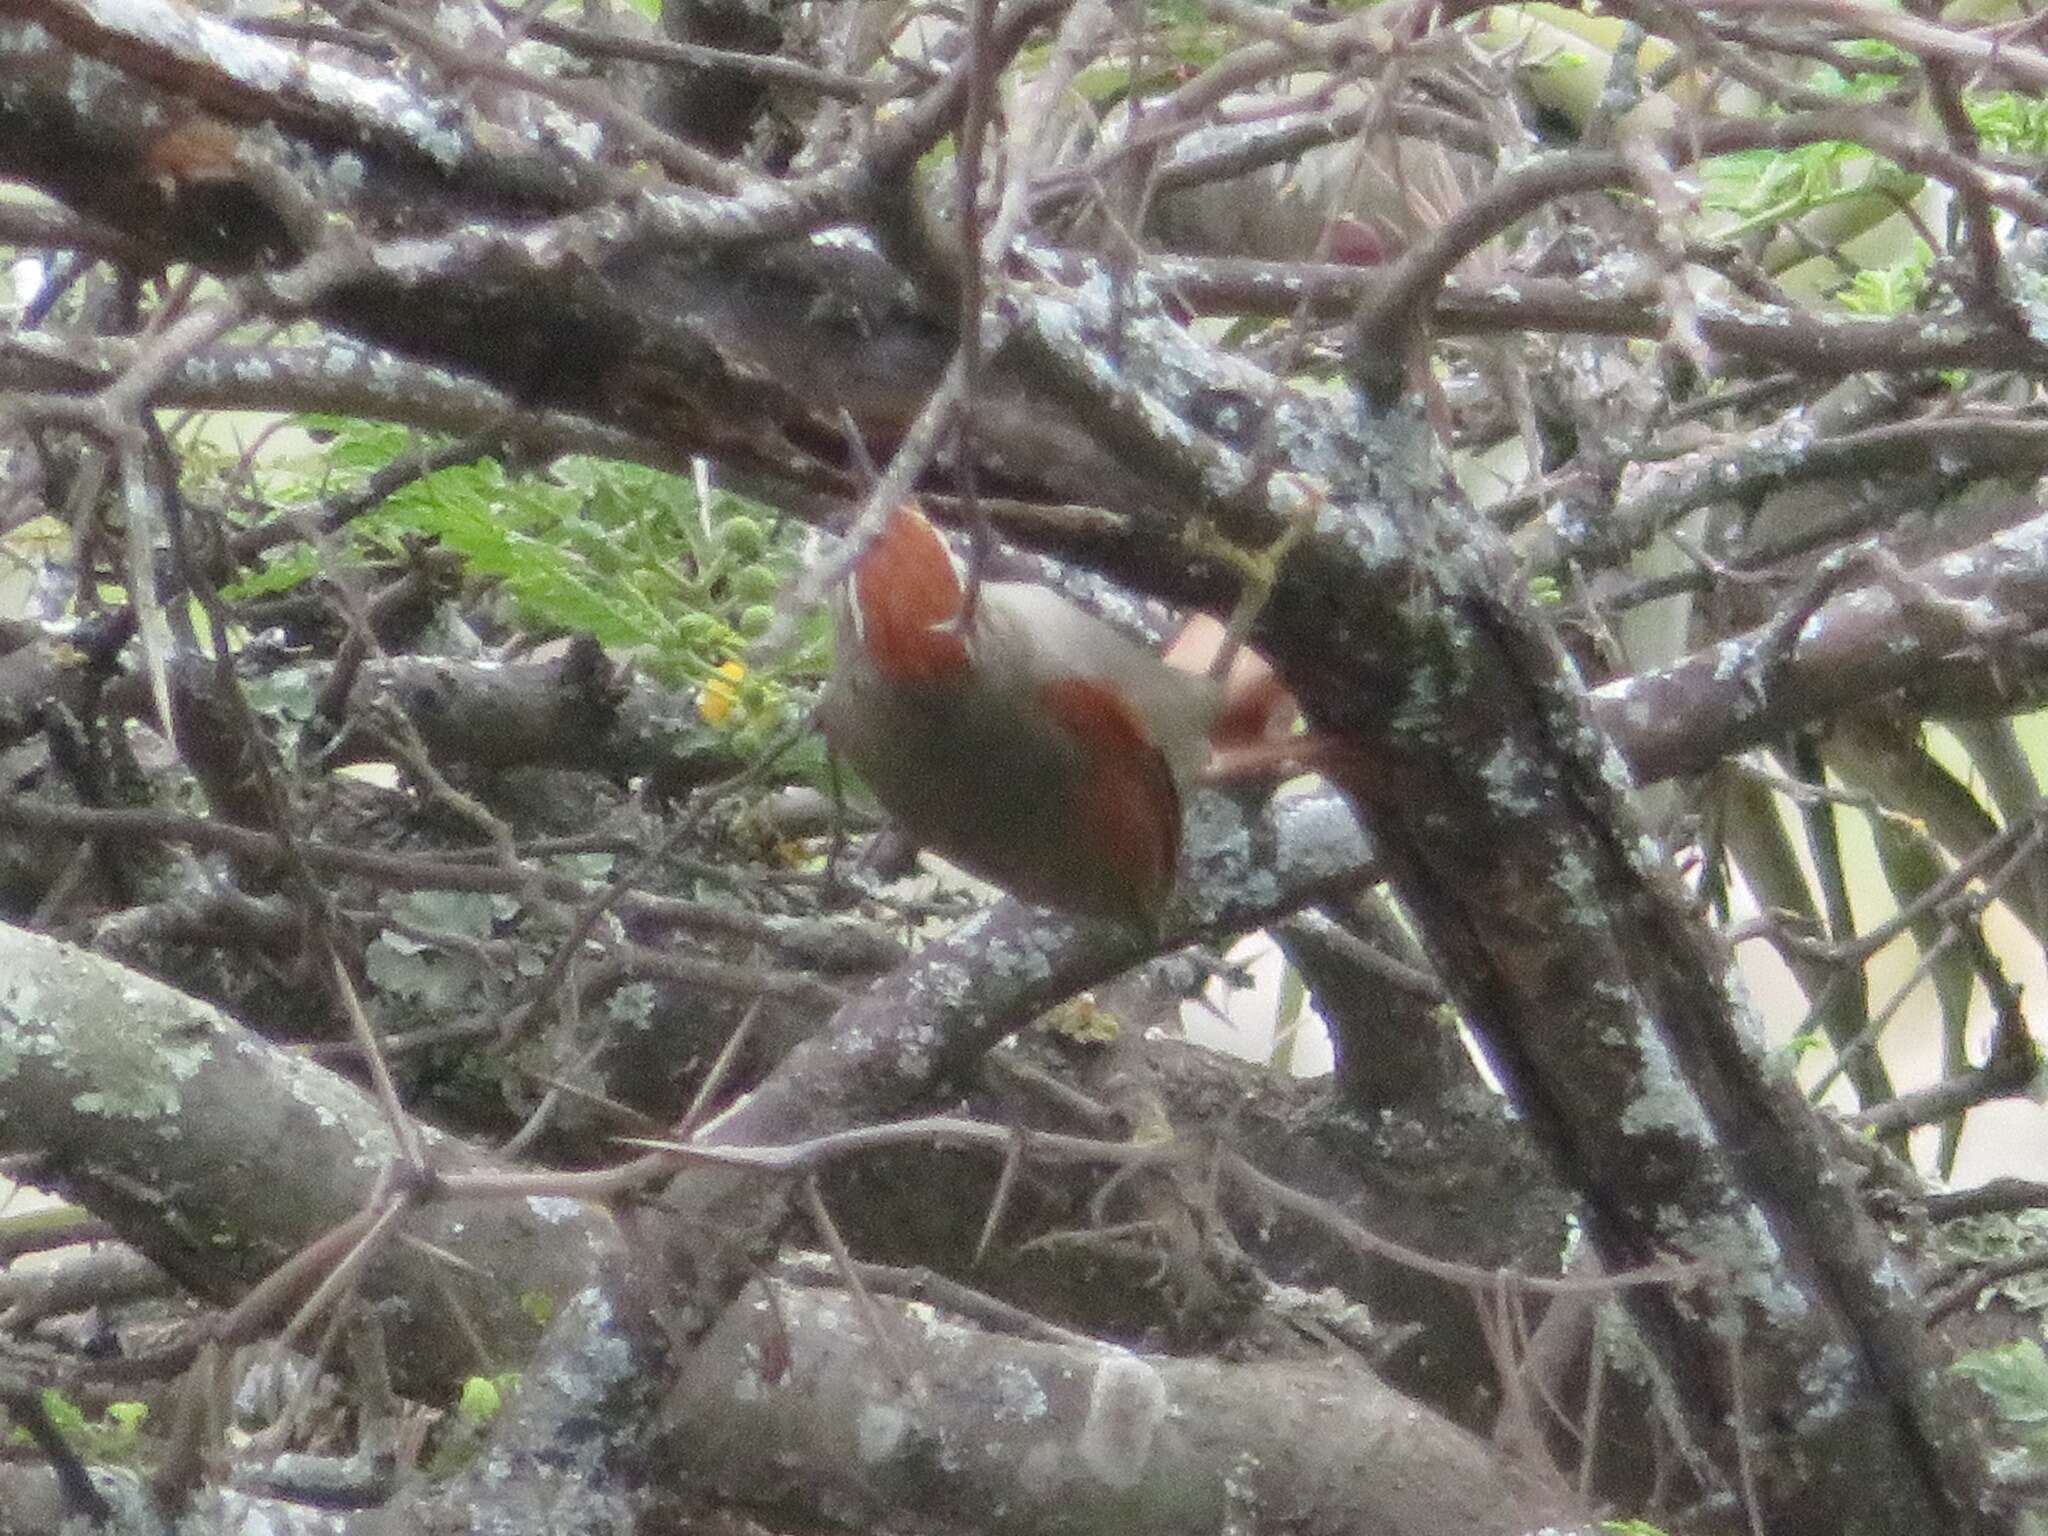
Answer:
[{"left": 0, "top": 1, "right": 2036, "bottom": 1532}]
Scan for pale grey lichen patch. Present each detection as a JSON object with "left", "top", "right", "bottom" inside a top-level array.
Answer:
[
  {"left": 93, "top": 0, "right": 445, "bottom": 153},
  {"left": 1027, "top": 298, "right": 1234, "bottom": 492},
  {"left": 987, "top": 1359, "right": 1049, "bottom": 1423},
  {"left": 0, "top": 930, "right": 214, "bottom": 1120},
  {"left": 893, "top": 1027, "right": 937, "bottom": 1080},
  {"left": 1269, "top": 791, "right": 1370, "bottom": 886},
  {"left": 1619, "top": 1027, "right": 1713, "bottom": 1144},
  {"left": 536, "top": 1285, "right": 634, "bottom": 1400},
  {"left": 1593, "top": 1296, "right": 1670, "bottom": 1389},
  {"left": 525, "top": 1196, "right": 586, "bottom": 1225},
  {"left": 1552, "top": 850, "right": 1601, "bottom": 923},
  {"left": 1186, "top": 786, "right": 1250, "bottom": 852},
  {"left": 1389, "top": 660, "right": 1446, "bottom": 739},
  {"left": 1479, "top": 740, "right": 1546, "bottom": 815},
  {"left": 1596, "top": 735, "right": 1637, "bottom": 794},
  {"left": 1075, "top": 1351, "right": 1167, "bottom": 1488},
  {"left": 1718, "top": 957, "right": 1774, "bottom": 1056},
  {"left": 1219, "top": 1447, "right": 1262, "bottom": 1536},
  {"left": 907, "top": 950, "right": 975, "bottom": 1008},
  {"left": 1628, "top": 831, "right": 1672, "bottom": 881},
  {"left": 857, "top": 1399, "right": 910, "bottom": 1463},
  {"left": 60, "top": 50, "right": 147, "bottom": 127},
  {"left": 278, "top": 1052, "right": 396, "bottom": 1160},
  {"left": 730, "top": 1355, "right": 765, "bottom": 1402},
  {"left": 977, "top": 931, "right": 1057, "bottom": 986},
  {"left": 1796, "top": 1339, "right": 1857, "bottom": 1424},
  {"left": 1682, "top": 1207, "right": 1807, "bottom": 1329},
  {"left": 0, "top": 20, "right": 55, "bottom": 57},
  {"left": 1323, "top": 496, "right": 1403, "bottom": 570},
  {"left": 1992, "top": 516, "right": 2048, "bottom": 560},
  {"left": 1870, "top": 1248, "right": 1918, "bottom": 1298},
  {"left": 1790, "top": 590, "right": 1884, "bottom": 659},
  {"left": 1618, "top": 689, "right": 1655, "bottom": 736},
  {"left": 1543, "top": 499, "right": 1591, "bottom": 547},
  {"left": 1186, "top": 790, "right": 1280, "bottom": 912}
]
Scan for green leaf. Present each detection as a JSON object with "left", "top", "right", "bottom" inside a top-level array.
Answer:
[
  {"left": 40, "top": 1389, "right": 85, "bottom": 1435},
  {"left": 1955, "top": 1340, "right": 2048, "bottom": 1438},
  {"left": 1969, "top": 90, "right": 2048, "bottom": 156},
  {"left": 458, "top": 1376, "right": 503, "bottom": 1424},
  {"left": 221, "top": 548, "right": 320, "bottom": 600},
  {"left": 1836, "top": 242, "right": 1933, "bottom": 316}
]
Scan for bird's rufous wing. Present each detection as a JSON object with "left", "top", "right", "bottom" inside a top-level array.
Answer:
[{"left": 1035, "top": 675, "right": 1182, "bottom": 921}]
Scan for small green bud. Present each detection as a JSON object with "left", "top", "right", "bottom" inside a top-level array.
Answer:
[{"left": 719, "top": 517, "right": 769, "bottom": 561}]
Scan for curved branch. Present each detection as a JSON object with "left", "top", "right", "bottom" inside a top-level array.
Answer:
[
  {"left": 0, "top": 921, "right": 619, "bottom": 1397},
  {"left": 1596, "top": 511, "right": 2048, "bottom": 782}
]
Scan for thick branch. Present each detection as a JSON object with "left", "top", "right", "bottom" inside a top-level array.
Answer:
[
  {"left": 1596, "top": 513, "right": 2048, "bottom": 782},
  {"left": 663, "top": 1282, "right": 1592, "bottom": 1536},
  {"left": 0, "top": 921, "right": 618, "bottom": 1398}
]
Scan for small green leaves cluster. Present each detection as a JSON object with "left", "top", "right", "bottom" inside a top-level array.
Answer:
[
  {"left": 426, "top": 1372, "right": 523, "bottom": 1476},
  {"left": 1954, "top": 1339, "right": 2048, "bottom": 1481},
  {"left": 1699, "top": 140, "right": 1918, "bottom": 245},
  {"left": 1835, "top": 241, "right": 1933, "bottom": 317},
  {"left": 219, "top": 415, "right": 827, "bottom": 743},
  {"left": 1806, "top": 38, "right": 1907, "bottom": 104},
  {"left": 457, "top": 1372, "right": 521, "bottom": 1426},
  {"left": 1967, "top": 90, "right": 2048, "bottom": 157},
  {"left": 9, "top": 1390, "right": 150, "bottom": 1463}
]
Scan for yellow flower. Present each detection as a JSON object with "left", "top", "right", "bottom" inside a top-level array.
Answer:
[{"left": 697, "top": 659, "right": 747, "bottom": 726}]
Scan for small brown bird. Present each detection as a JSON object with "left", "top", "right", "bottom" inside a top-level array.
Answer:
[{"left": 819, "top": 503, "right": 1296, "bottom": 926}]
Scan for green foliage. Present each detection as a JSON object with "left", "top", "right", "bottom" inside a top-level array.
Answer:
[
  {"left": 1700, "top": 139, "right": 1918, "bottom": 242},
  {"left": 8, "top": 1390, "right": 151, "bottom": 1463},
  {"left": 1835, "top": 241, "right": 1933, "bottom": 316},
  {"left": 1806, "top": 39, "right": 1907, "bottom": 103},
  {"left": 1600, "top": 1521, "right": 1672, "bottom": 1536},
  {"left": 366, "top": 889, "right": 507, "bottom": 1017},
  {"left": 227, "top": 547, "right": 321, "bottom": 599},
  {"left": 208, "top": 414, "right": 831, "bottom": 760},
  {"left": 428, "top": 1372, "right": 523, "bottom": 1476},
  {"left": 1955, "top": 1339, "right": 2048, "bottom": 1487},
  {"left": 34, "top": 1387, "right": 84, "bottom": 1436},
  {"left": 458, "top": 1373, "right": 519, "bottom": 1425},
  {"left": 1968, "top": 90, "right": 2048, "bottom": 156}
]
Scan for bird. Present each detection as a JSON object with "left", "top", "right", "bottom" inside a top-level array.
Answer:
[{"left": 818, "top": 502, "right": 1298, "bottom": 927}]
